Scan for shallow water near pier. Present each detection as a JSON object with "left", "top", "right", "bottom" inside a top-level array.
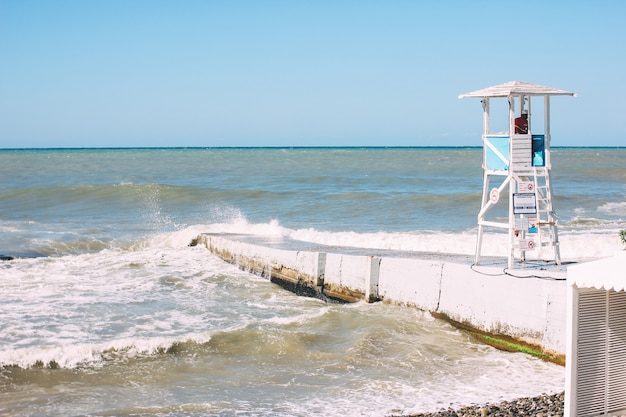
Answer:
[{"left": 0, "top": 238, "right": 565, "bottom": 416}]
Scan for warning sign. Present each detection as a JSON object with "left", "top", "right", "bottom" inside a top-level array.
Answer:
[
  {"left": 519, "top": 239, "right": 536, "bottom": 251},
  {"left": 490, "top": 188, "right": 500, "bottom": 204},
  {"left": 527, "top": 216, "right": 538, "bottom": 233},
  {"left": 513, "top": 193, "right": 537, "bottom": 214},
  {"left": 518, "top": 181, "right": 534, "bottom": 193}
]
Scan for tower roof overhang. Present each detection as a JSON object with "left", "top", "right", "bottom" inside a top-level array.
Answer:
[{"left": 458, "top": 81, "right": 577, "bottom": 99}]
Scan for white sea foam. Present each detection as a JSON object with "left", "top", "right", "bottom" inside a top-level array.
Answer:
[
  {"left": 598, "top": 200, "right": 626, "bottom": 215},
  {"left": 263, "top": 305, "right": 331, "bottom": 326},
  {"left": 189, "top": 217, "right": 622, "bottom": 261},
  {"left": 0, "top": 240, "right": 240, "bottom": 368},
  {"left": 0, "top": 333, "right": 216, "bottom": 369},
  {"left": 0, "top": 223, "right": 567, "bottom": 416}
]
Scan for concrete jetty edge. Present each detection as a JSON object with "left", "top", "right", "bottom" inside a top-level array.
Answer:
[{"left": 193, "top": 233, "right": 569, "bottom": 364}]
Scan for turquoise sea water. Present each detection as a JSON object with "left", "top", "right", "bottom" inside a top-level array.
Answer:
[{"left": 1, "top": 147, "right": 624, "bottom": 416}]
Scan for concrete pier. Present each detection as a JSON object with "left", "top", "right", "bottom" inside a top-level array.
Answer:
[{"left": 195, "top": 233, "right": 569, "bottom": 362}]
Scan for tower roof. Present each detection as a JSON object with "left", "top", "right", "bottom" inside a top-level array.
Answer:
[{"left": 458, "top": 81, "right": 576, "bottom": 99}]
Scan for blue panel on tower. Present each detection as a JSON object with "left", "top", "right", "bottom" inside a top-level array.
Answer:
[
  {"left": 484, "top": 135, "right": 509, "bottom": 171},
  {"left": 532, "top": 135, "right": 545, "bottom": 166}
]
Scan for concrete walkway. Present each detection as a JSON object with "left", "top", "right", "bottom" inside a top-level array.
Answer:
[{"left": 195, "top": 233, "right": 570, "bottom": 362}]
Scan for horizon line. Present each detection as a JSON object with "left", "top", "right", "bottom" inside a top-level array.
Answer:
[{"left": 2, "top": 145, "right": 625, "bottom": 151}]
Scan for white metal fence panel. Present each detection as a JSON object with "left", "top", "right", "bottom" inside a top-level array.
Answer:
[
  {"left": 608, "top": 290, "right": 626, "bottom": 414},
  {"left": 575, "top": 289, "right": 626, "bottom": 417},
  {"left": 576, "top": 289, "right": 608, "bottom": 417}
]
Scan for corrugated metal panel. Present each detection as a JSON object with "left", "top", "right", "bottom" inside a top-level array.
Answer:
[
  {"left": 577, "top": 290, "right": 607, "bottom": 417},
  {"left": 608, "top": 290, "right": 626, "bottom": 414},
  {"left": 575, "top": 289, "right": 626, "bottom": 417}
]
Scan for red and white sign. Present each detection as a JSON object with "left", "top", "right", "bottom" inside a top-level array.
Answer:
[
  {"left": 519, "top": 181, "right": 534, "bottom": 193},
  {"left": 490, "top": 188, "right": 500, "bottom": 204}
]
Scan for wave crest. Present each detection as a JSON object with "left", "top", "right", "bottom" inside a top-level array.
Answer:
[{"left": 0, "top": 334, "right": 213, "bottom": 370}]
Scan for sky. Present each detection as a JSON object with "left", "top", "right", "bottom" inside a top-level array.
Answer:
[{"left": 1, "top": 0, "right": 625, "bottom": 148}]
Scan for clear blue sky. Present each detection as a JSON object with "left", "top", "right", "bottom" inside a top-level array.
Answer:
[{"left": 1, "top": 0, "right": 624, "bottom": 148}]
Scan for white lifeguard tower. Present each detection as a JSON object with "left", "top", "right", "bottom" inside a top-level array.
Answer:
[{"left": 459, "top": 81, "right": 576, "bottom": 269}]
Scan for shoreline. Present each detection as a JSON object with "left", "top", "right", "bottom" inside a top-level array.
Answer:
[{"left": 393, "top": 391, "right": 565, "bottom": 417}]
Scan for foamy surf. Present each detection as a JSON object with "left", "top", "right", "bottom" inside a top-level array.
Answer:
[
  {"left": 1, "top": 217, "right": 618, "bottom": 371},
  {"left": 184, "top": 217, "right": 622, "bottom": 261},
  {"left": 0, "top": 334, "right": 214, "bottom": 369},
  {"left": 0, "top": 231, "right": 568, "bottom": 417}
]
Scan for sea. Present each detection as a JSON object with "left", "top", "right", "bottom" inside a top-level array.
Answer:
[{"left": 1, "top": 147, "right": 624, "bottom": 417}]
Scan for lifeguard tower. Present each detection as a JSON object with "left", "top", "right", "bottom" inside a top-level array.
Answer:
[{"left": 459, "top": 81, "right": 576, "bottom": 269}]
